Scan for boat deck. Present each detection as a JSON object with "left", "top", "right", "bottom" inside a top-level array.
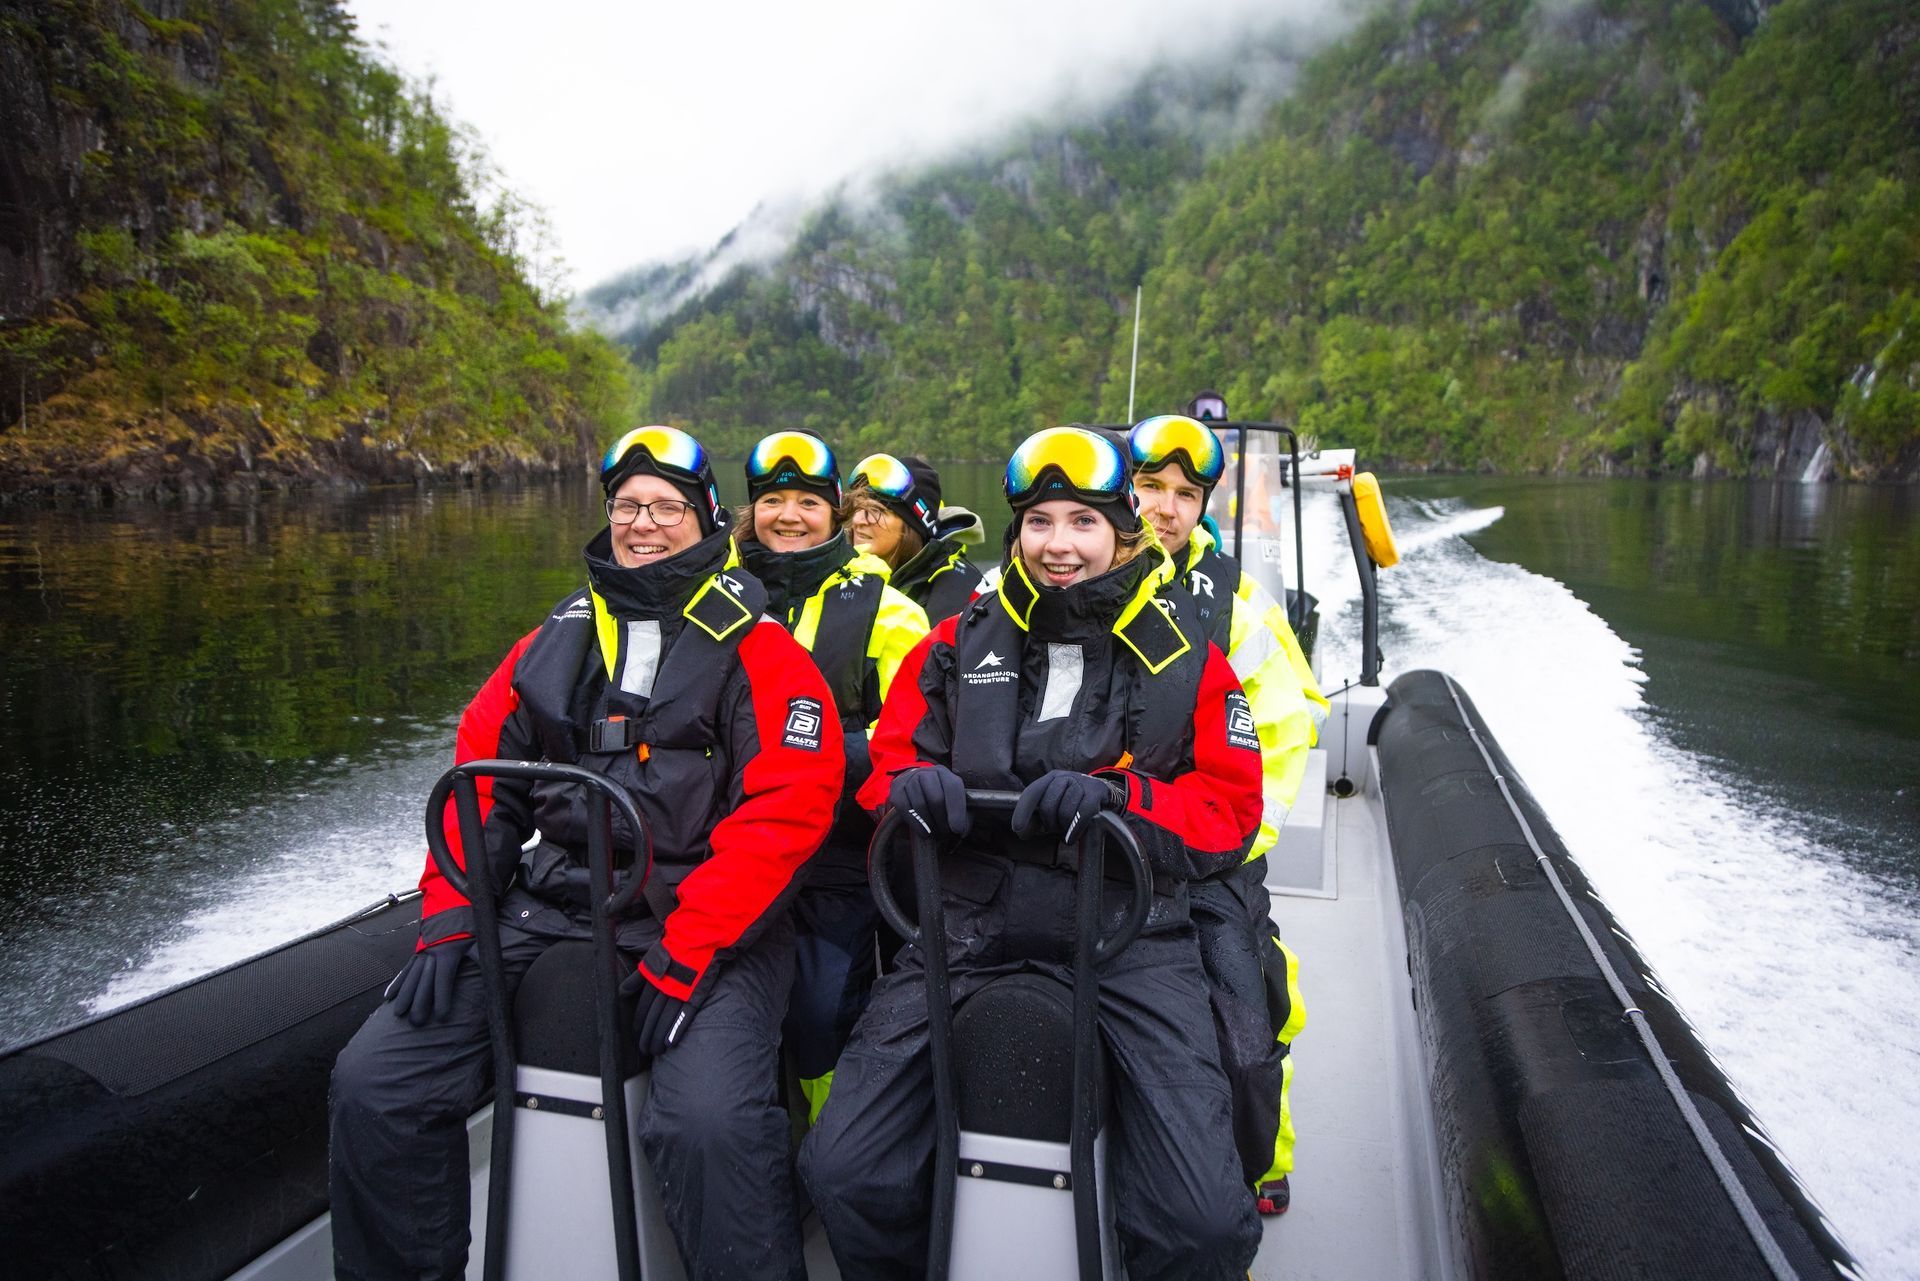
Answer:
[
  {"left": 240, "top": 690, "right": 1451, "bottom": 1281},
  {"left": 1253, "top": 737, "right": 1448, "bottom": 1280}
]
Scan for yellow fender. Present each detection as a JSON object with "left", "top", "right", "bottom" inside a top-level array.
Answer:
[{"left": 1352, "top": 472, "right": 1400, "bottom": 568}]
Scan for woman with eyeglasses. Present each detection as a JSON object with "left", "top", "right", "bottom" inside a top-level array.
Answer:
[
  {"left": 735, "top": 430, "right": 931, "bottom": 1121},
  {"left": 845, "top": 453, "right": 984, "bottom": 622},
  {"left": 799, "top": 426, "right": 1263, "bottom": 1281},
  {"left": 329, "top": 426, "right": 843, "bottom": 1280}
]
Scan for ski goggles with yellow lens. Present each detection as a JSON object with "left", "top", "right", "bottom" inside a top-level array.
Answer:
[
  {"left": 1003, "top": 427, "right": 1131, "bottom": 508},
  {"left": 1128, "top": 414, "right": 1225, "bottom": 489},
  {"left": 747, "top": 430, "right": 841, "bottom": 503},
  {"left": 601, "top": 425, "right": 708, "bottom": 484}
]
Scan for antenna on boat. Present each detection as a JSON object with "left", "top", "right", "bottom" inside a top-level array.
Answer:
[{"left": 1125, "top": 285, "right": 1142, "bottom": 423}]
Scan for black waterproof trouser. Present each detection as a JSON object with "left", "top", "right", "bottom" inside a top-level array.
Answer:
[
  {"left": 329, "top": 914, "right": 804, "bottom": 1281},
  {"left": 1191, "top": 856, "right": 1298, "bottom": 1186},
  {"left": 797, "top": 926, "right": 1260, "bottom": 1281},
  {"left": 784, "top": 856, "right": 880, "bottom": 1115}
]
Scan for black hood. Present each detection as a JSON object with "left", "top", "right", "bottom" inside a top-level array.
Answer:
[
  {"left": 584, "top": 526, "right": 732, "bottom": 620},
  {"left": 889, "top": 534, "right": 959, "bottom": 601},
  {"left": 1004, "top": 551, "right": 1155, "bottom": 642},
  {"left": 738, "top": 533, "right": 856, "bottom": 623}
]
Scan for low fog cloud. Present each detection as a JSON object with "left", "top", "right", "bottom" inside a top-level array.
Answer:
[{"left": 348, "top": 0, "right": 1358, "bottom": 292}]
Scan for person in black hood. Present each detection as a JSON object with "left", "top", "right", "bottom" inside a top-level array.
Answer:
[
  {"left": 735, "top": 431, "right": 930, "bottom": 1121},
  {"left": 845, "top": 452, "right": 984, "bottom": 622},
  {"left": 329, "top": 426, "right": 843, "bottom": 1281},
  {"left": 799, "top": 426, "right": 1264, "bottom": 1281}
]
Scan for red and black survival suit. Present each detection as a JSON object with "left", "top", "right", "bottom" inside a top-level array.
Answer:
[
  {"left": 330, "top": 527, "right": 842, "bottom": 1281},
  {"left": 798, "top": 549, "right": 1264, "bottom": 1281}
]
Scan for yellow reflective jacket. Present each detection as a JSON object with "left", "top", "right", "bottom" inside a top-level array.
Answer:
[{"left": 1176, "top": 527, "right": 1326, "bottom": 859}]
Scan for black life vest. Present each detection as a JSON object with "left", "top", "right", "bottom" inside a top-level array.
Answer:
[
  {"left": 1177, "top": 541, "right": 1242, "bottom": 654},
  {"left": 802, "top": 567, "right": 886, "bottom": 732},
  {"left": 743, "top": 536, "right": 886, "bottom": 731},
  {"left": 892, "top": 536, "right": 982, "bottom": 622},
  {"left": 947, "top": 554, "right": 1206, "bottom": 792},
  {"left": 509, "top": 551, "right": 766, "bottom": 898}
]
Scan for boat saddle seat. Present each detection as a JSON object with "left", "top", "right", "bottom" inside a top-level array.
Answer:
[
  {"left": 509, "top": 938, "right": 642, "bottom": 1078},
  {"left": 953, "top": 971, "right": 1109, "bottom": 1141}
]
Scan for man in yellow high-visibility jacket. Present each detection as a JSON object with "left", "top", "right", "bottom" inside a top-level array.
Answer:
[{"left": 1130, "top": 408, "right": 1321, "bottom": 1215}]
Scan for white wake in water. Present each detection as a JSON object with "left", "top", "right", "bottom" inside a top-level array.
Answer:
[
  {"left": 1310, "top": 492, "right": 1920, "bottom": 1279},
  {"left": 87, "top": 738, "right": 443, "bottom": 1013}
]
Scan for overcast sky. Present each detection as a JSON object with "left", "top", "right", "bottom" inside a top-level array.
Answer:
[{"left": 344, "top": 0, "right": 1345, "bottom": 294}]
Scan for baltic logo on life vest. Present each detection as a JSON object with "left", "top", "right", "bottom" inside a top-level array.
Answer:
[
  {"left": 782, "top": 696, "right": 824, "bottom": 751},
  {"left": 1224, "top": 690, "right": 1261, "bottom": 751},
  {"left": 963, "top": 649, "right": 1015, "bottom": 687}
]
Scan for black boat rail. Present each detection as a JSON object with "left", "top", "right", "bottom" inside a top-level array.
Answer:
[
  {"left": 869, "top": 790, "right": 1151, "bottom": 1281},
  {"left": 426, "top": 759, "right": 655, "bottom": 1281}
]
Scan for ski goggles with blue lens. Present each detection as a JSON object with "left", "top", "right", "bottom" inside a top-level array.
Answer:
[
  {"left": 747, "top": 431, "right": 841, "bottom": 501},
  {"left": 850, "top": 453, "right": 915, "bottom": 499},
  {"left": 852, "top": 453, "right": 938, "bottom": 536},
  {"left": 1129, "top": 414, "right": 1226, "bottom": 488},
  {"left": 1003, "top": 427, "right": 1130, "bottom": 507},
  {"left": 601, "top": 425, "right": 707, "bottom": 483}
]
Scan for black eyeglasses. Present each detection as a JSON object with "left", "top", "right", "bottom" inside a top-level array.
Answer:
[{"left": 606, "top": 497, "right": 692, "bottom": 527}]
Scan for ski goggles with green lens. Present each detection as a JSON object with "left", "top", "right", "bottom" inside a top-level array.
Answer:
[
  {"left": 747, "top": 431, "right": 841, "bottom": 502},
  {"left": 1003, "top": 426, "right": 1131, "bottom": 508},
  {"left": 601, "top": 425, "right": 708, "bottom": 483},
  {"left": 1128, "top": 414, "right": 1226, "bottom": 488}
]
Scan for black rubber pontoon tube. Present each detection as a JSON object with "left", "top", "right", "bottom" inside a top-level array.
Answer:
[
  {"left": 1436, "top": 677, "right": 1797, "bottom": 1281},
  {"left": 428, "top": 760, "right": 654, "bottom": 1281}
]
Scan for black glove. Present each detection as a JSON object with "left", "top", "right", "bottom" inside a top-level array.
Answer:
[
  {"left": 889, "top": 764, "right": 971, "bottom": 840},
  {"left": 621, "top": 967, "right": 690, "bottom": 1058},
  {"left": 1011, "top": 770, "right": 1127, "bottom": 843},
  {"left": 384, "top": 937, "right": 474, "bottom": 1027}
]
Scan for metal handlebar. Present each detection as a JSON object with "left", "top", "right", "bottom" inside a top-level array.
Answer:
[
  {"left": 867, "top": 788, "right": 1154, "bottom": 961},
  {"left": 868, "top": 782, "right": 1159, "bottom": 1281},
  {"left": 425, "top": 758, "right": 655, "bottom": 917},
  {"left": 422, "top": 758, "right": 654, "bottom": 1281}
]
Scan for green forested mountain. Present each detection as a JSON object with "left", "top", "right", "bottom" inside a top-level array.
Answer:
[
  {"left": 0, "top": 0, "right": 636, "bottom": 499},
  {"left": 581, "top": 46, "right": 1319, "bottom": 464},
  {"left": 595, "top": 0, "right": 1918, "bottom": 479}
]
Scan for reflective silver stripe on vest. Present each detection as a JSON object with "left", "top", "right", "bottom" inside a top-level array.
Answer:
[
  {"left": 1227, "top": 617, "right": 1280, "bottom": 683},
  {"left": 1038, "top": 643, "right": 1083, "bottom": 722},
  {"left": 620, "top": 619, "right": 663, "bottom": 698}
]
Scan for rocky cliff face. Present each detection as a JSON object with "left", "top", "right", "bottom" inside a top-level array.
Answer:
[
  {"left": 4, "top": 1, "right": 231, "bottom": 318},
  {"left": 0, "top": 0, "right": 632, "bottom": 502}
]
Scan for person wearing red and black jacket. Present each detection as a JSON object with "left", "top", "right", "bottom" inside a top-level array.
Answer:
[
  {"left": 329, "top": 426, "right": 843, "bottom": 1281},
  {"left": 798, "top": 427, "right": 1263, "bottom": 1281}
]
